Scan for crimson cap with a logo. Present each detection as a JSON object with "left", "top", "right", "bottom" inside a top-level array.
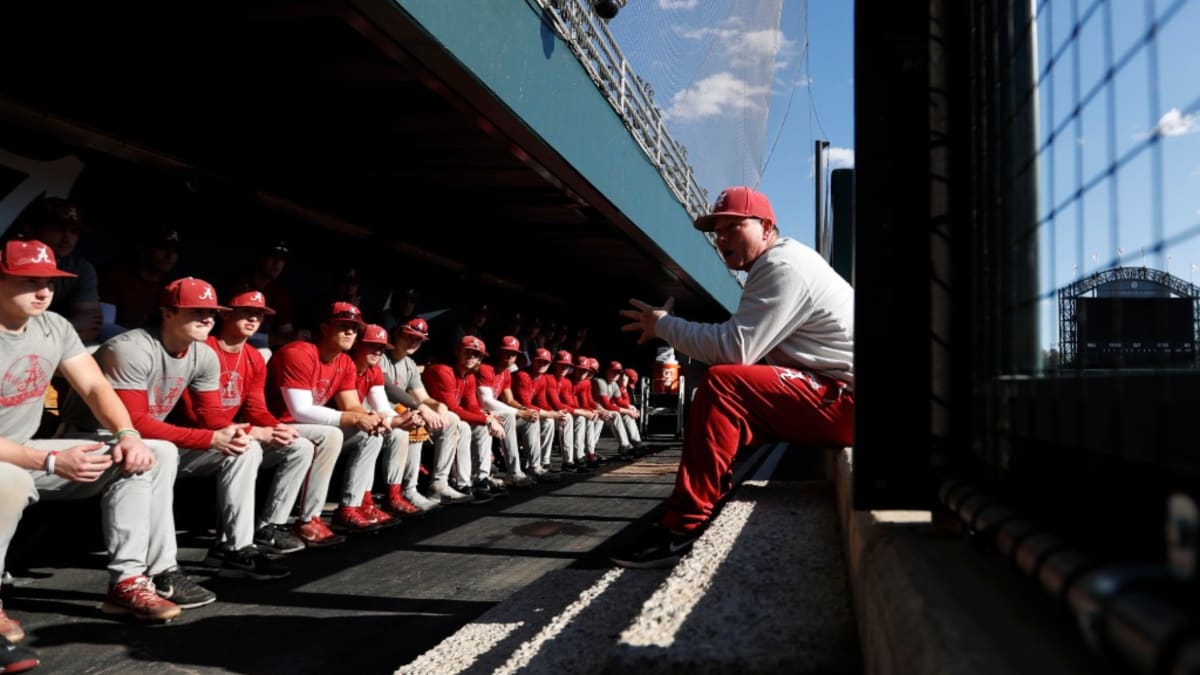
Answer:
[
  {"left": 624, "top": 368, "right": 639, "bottom": 383},
  {"left": 225, "top": 290, "right": 276, "bottom": 316},
  {"left": 607, "top": 360, "right": 623, "bottom": 373},
  {"left": 400, "top": 317, "right": 429, "bottom": 341},
  {"left": 533, "top": 348, "right": 553, "bottom": 363},
  {"left": 587, "top": 358, "right": 600, "bottom": 372},
  {"left": 460, "top": 335, "right": 488, "bottom": 357},
  {"left": 574, "top": 354, "right": 591, "bottom": 370},
  {"left": 0, "top": 240, "right": 77, "bottom": 278},
  {"left": 360, "top": 324, "right": 393, "bottom": 349},
  {"left": 324, "top": 301, "right": 365, "bottom": 327},
  {"left": 554, "top": 350, "right": 573, "bottom": 366},
  {"left": 693, "top": 186, "right": 777, "bottom": 232},
  {"left": 161, "top": 277, "right": 229, "bottom": 310},
  {"left": 497, "top": 335, "right": 521, "bottom": 353}
]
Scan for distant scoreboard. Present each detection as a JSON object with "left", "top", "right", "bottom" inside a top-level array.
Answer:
[{"left": 1077, "top": 296, "right": 1196, "bottom": 367}]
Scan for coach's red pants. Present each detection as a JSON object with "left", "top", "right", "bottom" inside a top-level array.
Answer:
[{"left": 662, "top": 364, "right": 854, "bottom": 534}]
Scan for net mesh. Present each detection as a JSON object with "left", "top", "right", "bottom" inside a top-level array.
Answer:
[{"left": 607, "top": 0, "right": 798, "bottom": 198}]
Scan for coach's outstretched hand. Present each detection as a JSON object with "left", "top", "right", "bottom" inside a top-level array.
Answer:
[{"left": 620, "top": 296, "right": 674, "bottom": 345}]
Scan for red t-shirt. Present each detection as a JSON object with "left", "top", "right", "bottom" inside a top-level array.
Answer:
[
  {"left": 574, "top": 377, "right": 596, "bottom": 408},
  {"left": 422, "top": 363, "right": 487, "bottom": 425},
  {"left": 557, "top": 374, "right": 579, "bottom": 409},
  {"left": 355, "top": 364, "right": 385, "bottom": 403},
  {"left": 512, "top": 371, "right": 542, "bottom": 410},
  {"left": 266, "top": 341, "right": 356, "bottom": 423},
  {"left": 179, "top": 337, "right": 280, "bottom": 427}
]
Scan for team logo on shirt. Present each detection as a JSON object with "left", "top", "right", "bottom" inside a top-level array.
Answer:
[
  {"left": 0, "top": 355, "right": 52, "bottom": 407},
  {"left": 312, "top": 378, "right": 333, "bottom": 405},
  {"left": 149, "top": 376, "right": 186, "bottom": 417},
  {"left": 220, "top": 371, "right": 243, "bottom": 408}
]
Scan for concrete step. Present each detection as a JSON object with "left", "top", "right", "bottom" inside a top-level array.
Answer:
[{"left": 398, "top": 472, "right": 861, "bottom": 674}]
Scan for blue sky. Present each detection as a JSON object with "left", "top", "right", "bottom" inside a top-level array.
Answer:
[
  {"left": 607, "top": 1, "right": 855, "bottom": 247},
  {"left": 1037, "top": 0, "right": 1200, "bottom": 351}
]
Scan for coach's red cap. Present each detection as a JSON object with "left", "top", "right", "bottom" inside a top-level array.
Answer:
[
  {"left": 588, "top": 358, "right": 600, "bottom": 372},
  {"left": 624, "top": 368, "right": 638, "bottom": 383},
  {"left": 460, "top": 335, "right": 488, "bottom": 356},
  {"left": 533, "top": 348, "right": 553, "bottom": 363},
  {"left": 225, "top": 290, "right": 276, "bottom": 316},
  {"left": 161, "top": 277, "right": 228, "bottom": 310},
  {"left": 497, "top": 335, "right": 521, "bottom": 353},
  {"left": 400, "top": 317, "right": 429, "bottom": 341},
  {"left": 0, "top": 240, "right": 77, "bottom": 278},
  {"left": 694, "top": 186, "right": 777, "bottom": 232},
  {"left": 360, "top": 324, "right": 393, "bottom": 349},
  {"left": 325, "top": 301, "right": 365, "bottom": 327},
  {"left": 554, "top": 350, "right": 573, "bottom": 366},
  {"left": 574, "top": 355, "right": 590, "bottom": 369}
]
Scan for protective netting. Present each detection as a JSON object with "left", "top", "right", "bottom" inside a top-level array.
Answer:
[{"left": 606, "top": 0, "right": 797, "bottom": 200}]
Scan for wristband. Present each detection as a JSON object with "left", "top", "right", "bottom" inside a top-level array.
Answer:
[
  {"left": 44, "top": 450, "right": 58, "bottom": 476},
  {"left": 115, "top": 428, "right": 141, "bottom": 440}
]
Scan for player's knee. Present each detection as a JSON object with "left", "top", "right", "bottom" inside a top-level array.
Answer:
[{"left": 0, "top": 463, "right": 37, "bottom": 512}]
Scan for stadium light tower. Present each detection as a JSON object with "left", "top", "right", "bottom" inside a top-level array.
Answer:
[{"left": 592, "top": 0, "right": 627, "bottom": 21}]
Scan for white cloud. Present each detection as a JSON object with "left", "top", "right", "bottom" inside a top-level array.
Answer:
[
  {"left": 675, "top": 20, "right": 797, "bottom": 70},
  {"left": 666, "top": 72, "right": 770, "bottom": 122},
  {"left": 659, "top": 0, "right": 699, "bottom": 9},
  {"left": 1134, "top": 108, "right": 1199, "bottom": 140},
  {"left": 807, "top": 147, "right": 856, "bottom": 176},
  {"left": 827, "top": 147, "right": 855, "bottom": 168}
]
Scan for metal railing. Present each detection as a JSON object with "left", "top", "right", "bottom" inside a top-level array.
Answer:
[{"left": 535, "top": 0, "right": 738, "bottom": 281}]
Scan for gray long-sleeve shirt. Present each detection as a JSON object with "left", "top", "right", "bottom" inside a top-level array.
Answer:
[{"left": 656, "top": 237, "right": 854, "bottom": 385}]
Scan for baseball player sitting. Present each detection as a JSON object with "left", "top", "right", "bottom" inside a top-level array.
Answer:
[
  {"left": 382, "top": 317, "right": 472, "bottom": 507},
  {"left": 475, "top": 336, "right": 537, "bottom": 489},
  {"left": 511, "top": 347, "right": 563, "bottom": 482},
  {"left": 73, "top": 277, "right": 289, "bottom": 582},
  {"left": 350, "top": 324, "right": 426, "bottom": 518},
  {"left": 0, "top": 241, "right": 188, "bottom": 671},
  {"left": 421, "top": 336, "right": 506, "bottom": 501},
  {"left": 547, "top": 350, "right": 589, "bottom": 472},
  {"left": 594, "top": 360, "right": 641, "bottom": 460},
  {"left": 572, "top": 356, "right": 608, "bottom": 468},
  {"left": 177, "top": 290, "right": 344, "bottom": 554},
  {"left": 265, "top": 302, "right": 397, "bottom": 533}
]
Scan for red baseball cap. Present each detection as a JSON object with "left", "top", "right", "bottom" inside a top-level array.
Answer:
[
  {"left": 588, "top": 358, "right": 600, "bottom": 372},
  {"left": 460, "top": 335, "right": 488, "bottom": 356},
  {"left": 694, "top": 186, "right": 777, "bottom": 232},
  {"left": 0, "top": 240, "right": 77, "bottom": 278},
  {"left": 574, "top": 355, "right": 590, "bottom": 369},
  {"left": 360, "top": 324, "right": 393, "bottom": 349},
  {"left": 554, "top": 350, "right": 574, "bottom": 366},
  {"left": 400, "top": 317, "right": 429, "bottom": 341},
  {"left": 325, "top": 301, "right": 365, "bottom": 327},
  {"left": 533, "top": 348, "right": 553, "bottom": 363},
  {"left": 497, "top": 335, "right": 521, "bottom": 353},
  {"left": 624, "top": 368, "right": 639, "bottom": 383},
  {"left": 225, "top": 290, "right": 276, "bottom": 316},
  {"left": 607, "top": 360, "right": 623, "bottom": 373},
  {"left": 161, "top": 277, "right": 228, "bottom": 310}
]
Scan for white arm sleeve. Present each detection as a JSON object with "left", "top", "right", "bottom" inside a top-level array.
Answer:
[
  {"left": 366, "top": 385, "right": 396, "bottom": 418},
  {"left": 281, "top": 388, "right": 344, "bottom": 426},
  {"left": 477, "top": 386, "right": 518, "bottom": 414}
]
